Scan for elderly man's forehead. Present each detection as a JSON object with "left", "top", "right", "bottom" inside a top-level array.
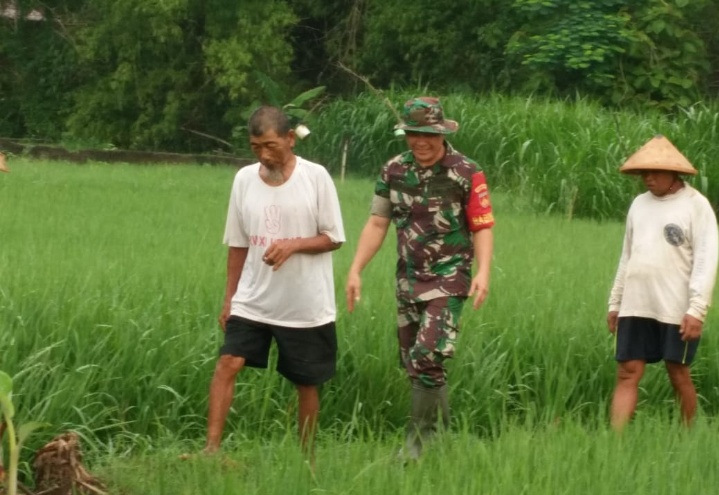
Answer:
[{"left": 250, "top": 128, "right": 294, "bottom": 144}]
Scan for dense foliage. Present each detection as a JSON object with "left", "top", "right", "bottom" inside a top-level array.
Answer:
[{"left": 0, "top": 0, "right": 718, "bottom": 153}]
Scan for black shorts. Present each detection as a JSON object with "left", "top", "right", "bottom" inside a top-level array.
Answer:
[
  {"left": 615, "top": 316, "right": 699, "bottom": 365},
  {"left": 220, "top": 316, "right": 337, "bottom": 385}
]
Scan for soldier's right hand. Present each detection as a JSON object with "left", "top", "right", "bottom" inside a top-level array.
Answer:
[{"left": 345, "top": 273, "right": 362, "bottom": 313}]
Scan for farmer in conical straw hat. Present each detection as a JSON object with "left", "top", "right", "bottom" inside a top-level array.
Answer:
[
  {"left": 345, "top": 96, "right": 494, "bottom": 460},
  {"left": 607, "top": 135, "right": 718, "bottom": 431},
  {"left": 0, "top": 153, "right": 8, "bottom": 173}
]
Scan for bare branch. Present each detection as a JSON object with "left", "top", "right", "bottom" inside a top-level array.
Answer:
[
  {"left": 336, "top": 61, "right": 402, "bottom": 123},
  {"left": 18, "top": 480, "right": 37, "bottom": 495},
  {"left": 180, "top": 127, "right": 235, "bottom": 150},
  {"left": 75, "top": 479, "right": 108, "bottom": 495}
]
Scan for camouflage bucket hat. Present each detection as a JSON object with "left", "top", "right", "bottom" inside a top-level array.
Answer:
[{"left": 394, "top": 97, "right": 459, "bottom": 135}]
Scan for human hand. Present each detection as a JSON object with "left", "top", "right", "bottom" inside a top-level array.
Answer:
[
  {"left": 263, "top": 238, "right": 298, "bottom": 271},
  {"left": 345, "top": 272, "right": 362, "bottom": 313},
  {"left": 218, "top": 301, "right": 231, "bottom": 332},
  {"left": 607, "top": 311, "right": 619, "bottom": 334},
  {"left": 468, "top": 273, "right": 489, "bottom": 309},
  {"left": 680, "top": 314, "right": 703, "bottom": 341}
]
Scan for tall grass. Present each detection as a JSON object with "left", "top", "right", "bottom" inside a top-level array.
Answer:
[
  {"left": 2, "top": 159, "right": 719, "bottom": 444},
  {"left": 3, "top": 159, "right": 719, "bottom": 492},
  {"left": 100, "top": 418, "right": 719, "bottom": 495},
  {"left": 301, "top": 93, "right": 719, "bottom": 219}
]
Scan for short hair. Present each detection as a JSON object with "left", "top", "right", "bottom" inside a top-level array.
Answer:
[{"left": 248, "top": 106, "right": 292, "bottom": 137}]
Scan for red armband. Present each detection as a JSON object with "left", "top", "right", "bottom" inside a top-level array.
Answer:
[{"left": 466, "top": 171, "right": 494, "bottom": 231}]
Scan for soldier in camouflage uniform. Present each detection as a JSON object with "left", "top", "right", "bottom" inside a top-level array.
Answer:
[{"left": 346, "top": 97, "right": 494, "bottom": 459}]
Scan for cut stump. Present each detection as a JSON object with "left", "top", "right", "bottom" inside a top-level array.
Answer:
[{"left": 32, "top": 432, "right": 107, "bottom": 495}]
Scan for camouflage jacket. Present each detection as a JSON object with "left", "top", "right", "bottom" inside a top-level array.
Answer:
[{"left": 375, "top": 143, "right": 494, "bottom": 302}]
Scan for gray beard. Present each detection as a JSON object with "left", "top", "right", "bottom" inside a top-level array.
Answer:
[{"left": 264, "top": 168, "right": 284, "bottom": 185}]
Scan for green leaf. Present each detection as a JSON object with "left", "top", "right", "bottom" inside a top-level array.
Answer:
[
  {"left": 286, "top": 86, "right": 326, "bottom": 109},
  {"left": 0, "top": 371, "right": 11, "bottom": 396},
  {"left": 0, "top": 395, "right": 14, "bottom": 420},
  {"left": 286, "top": 108, "right": 309, "bottom": 120},
  {"left": 18, "top": 422, "right": 50, "bottom": 449},
  {"left": 650, "top": 20, "right": 666, "bottom": 34},
  {"left": 0, "top": 371, "right": 14, "bottom": 419},
  {"left": 683, "top": 42, "right": 697, "bottom": 54}
]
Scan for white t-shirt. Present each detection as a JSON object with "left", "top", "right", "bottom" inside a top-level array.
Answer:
[
  {"left": 608, "top": 184, "right": 719, "bottom": 324},
  {"left": 223, "top": 157, "right": 345, "bottom": 327}
]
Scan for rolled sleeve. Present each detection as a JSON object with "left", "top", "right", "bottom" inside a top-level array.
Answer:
[{"left": 370, "top": 194, "right": 391, "bottom": 218}]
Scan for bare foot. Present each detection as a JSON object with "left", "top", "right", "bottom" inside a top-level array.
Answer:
[
  {"left": 202, "top": 445, "right": 220, "bottom": 455},
  {"left": 178, "top": 446, "right": 218, "bottom": 461}
]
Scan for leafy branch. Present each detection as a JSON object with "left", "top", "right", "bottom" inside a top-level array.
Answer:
[{"left": 0, "top": 371, "right": 47, "bottom": 495}]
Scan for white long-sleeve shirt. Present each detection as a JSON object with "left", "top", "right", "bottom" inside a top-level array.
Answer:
[{"left": 608, "top": 184, "right": 719, "bottom": 324}]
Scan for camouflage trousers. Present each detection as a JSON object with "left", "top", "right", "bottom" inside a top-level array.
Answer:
[{"left": 397, "top": 296, "right": 465, "bottom": 388}]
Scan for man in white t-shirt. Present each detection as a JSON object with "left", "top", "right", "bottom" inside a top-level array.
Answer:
[
  {"left": 607, "top": 135, "right": 718, "bottom": 431},
  {"left": 203, "top": 106, "right": 345, "bottom": 456}
]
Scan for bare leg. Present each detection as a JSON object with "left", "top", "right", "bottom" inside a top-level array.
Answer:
[
  {"left": 296, "top": 384, "right": 320, "bottom": 459},
  {"left": 204, "top": 355, "right": 246, "bottom": 453},
  {"left": 665, "top": 361, "right": 697, "bottom": 426},
  {"left": 610, "top": 359, "right": 645, "bottom": 432}
]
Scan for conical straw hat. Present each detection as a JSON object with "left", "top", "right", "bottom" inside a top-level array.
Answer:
[
  {"left": 0, "top": 153, "right": 8, "bottom": 173},
  {"left": 620, "top": 135, "right": 697, "bottom": 175}
]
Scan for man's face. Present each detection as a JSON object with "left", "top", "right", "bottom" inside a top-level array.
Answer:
[
  {"left": 405, "top": 131, "right": 446, "bottom": 167},
  {"left": 639, "top": 170, "right": 677, "bottom": 197},
  {"left": 250, "top": 129, "right": 296, "bottom": 169}
]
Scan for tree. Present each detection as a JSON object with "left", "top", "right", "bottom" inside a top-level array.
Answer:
[
  {"left": 507, "top": 0, "right": 633, "bottom": 94},
  {"left": 0, "top": 1, "right": 81, "bottom": 139},
  {"left": 63, "top": 0, "right": 298, "bottom": 151},
  {"left": 506, "top": 0, "right": 711, "bottom": 108},
  {"left": 616, "top": 0, "right": 710, "bottom": 108},
  {"left": 356, "top": 0, "right": 517, "bottom": 92}
]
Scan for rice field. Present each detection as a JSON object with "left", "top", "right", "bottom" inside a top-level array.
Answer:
[{"left": 2, "top": 156, "right": 719, "bottom": 494}]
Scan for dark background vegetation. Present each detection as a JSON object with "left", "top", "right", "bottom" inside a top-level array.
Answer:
[
  {"left": 1, "top": 0, "right": 718, "bottom": 152},
  {"left": 3, "top": 0, "right": 719, "bottom": 220}
]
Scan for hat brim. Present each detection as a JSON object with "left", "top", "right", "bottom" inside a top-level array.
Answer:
[
  {"left": 620, "top": 136, "right": 697, "bottom": 176},
  {"left": 395, "top": 119, "right": 459, "bottom": 135},
  {"left": 620, "top": 164, "right": 697, "bottom": 176}
]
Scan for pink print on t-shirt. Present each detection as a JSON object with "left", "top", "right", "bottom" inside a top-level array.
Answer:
[{"left": 265, "top": 205, "right": 281, "bottom": 234}]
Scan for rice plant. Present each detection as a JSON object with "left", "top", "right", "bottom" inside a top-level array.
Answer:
[{"left": 2, "top": 147, "right": 719, "bottom": 493}]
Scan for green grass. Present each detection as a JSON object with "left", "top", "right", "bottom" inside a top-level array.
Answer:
[
  {"left": 99, "top": 419, "right": 719, "bottom": 495},
  {"left": 298, "top": 93, "right": 719, "bottom": 220},
  {"left": 2, "top": 158, "right": 719, "bottom": 494}
]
